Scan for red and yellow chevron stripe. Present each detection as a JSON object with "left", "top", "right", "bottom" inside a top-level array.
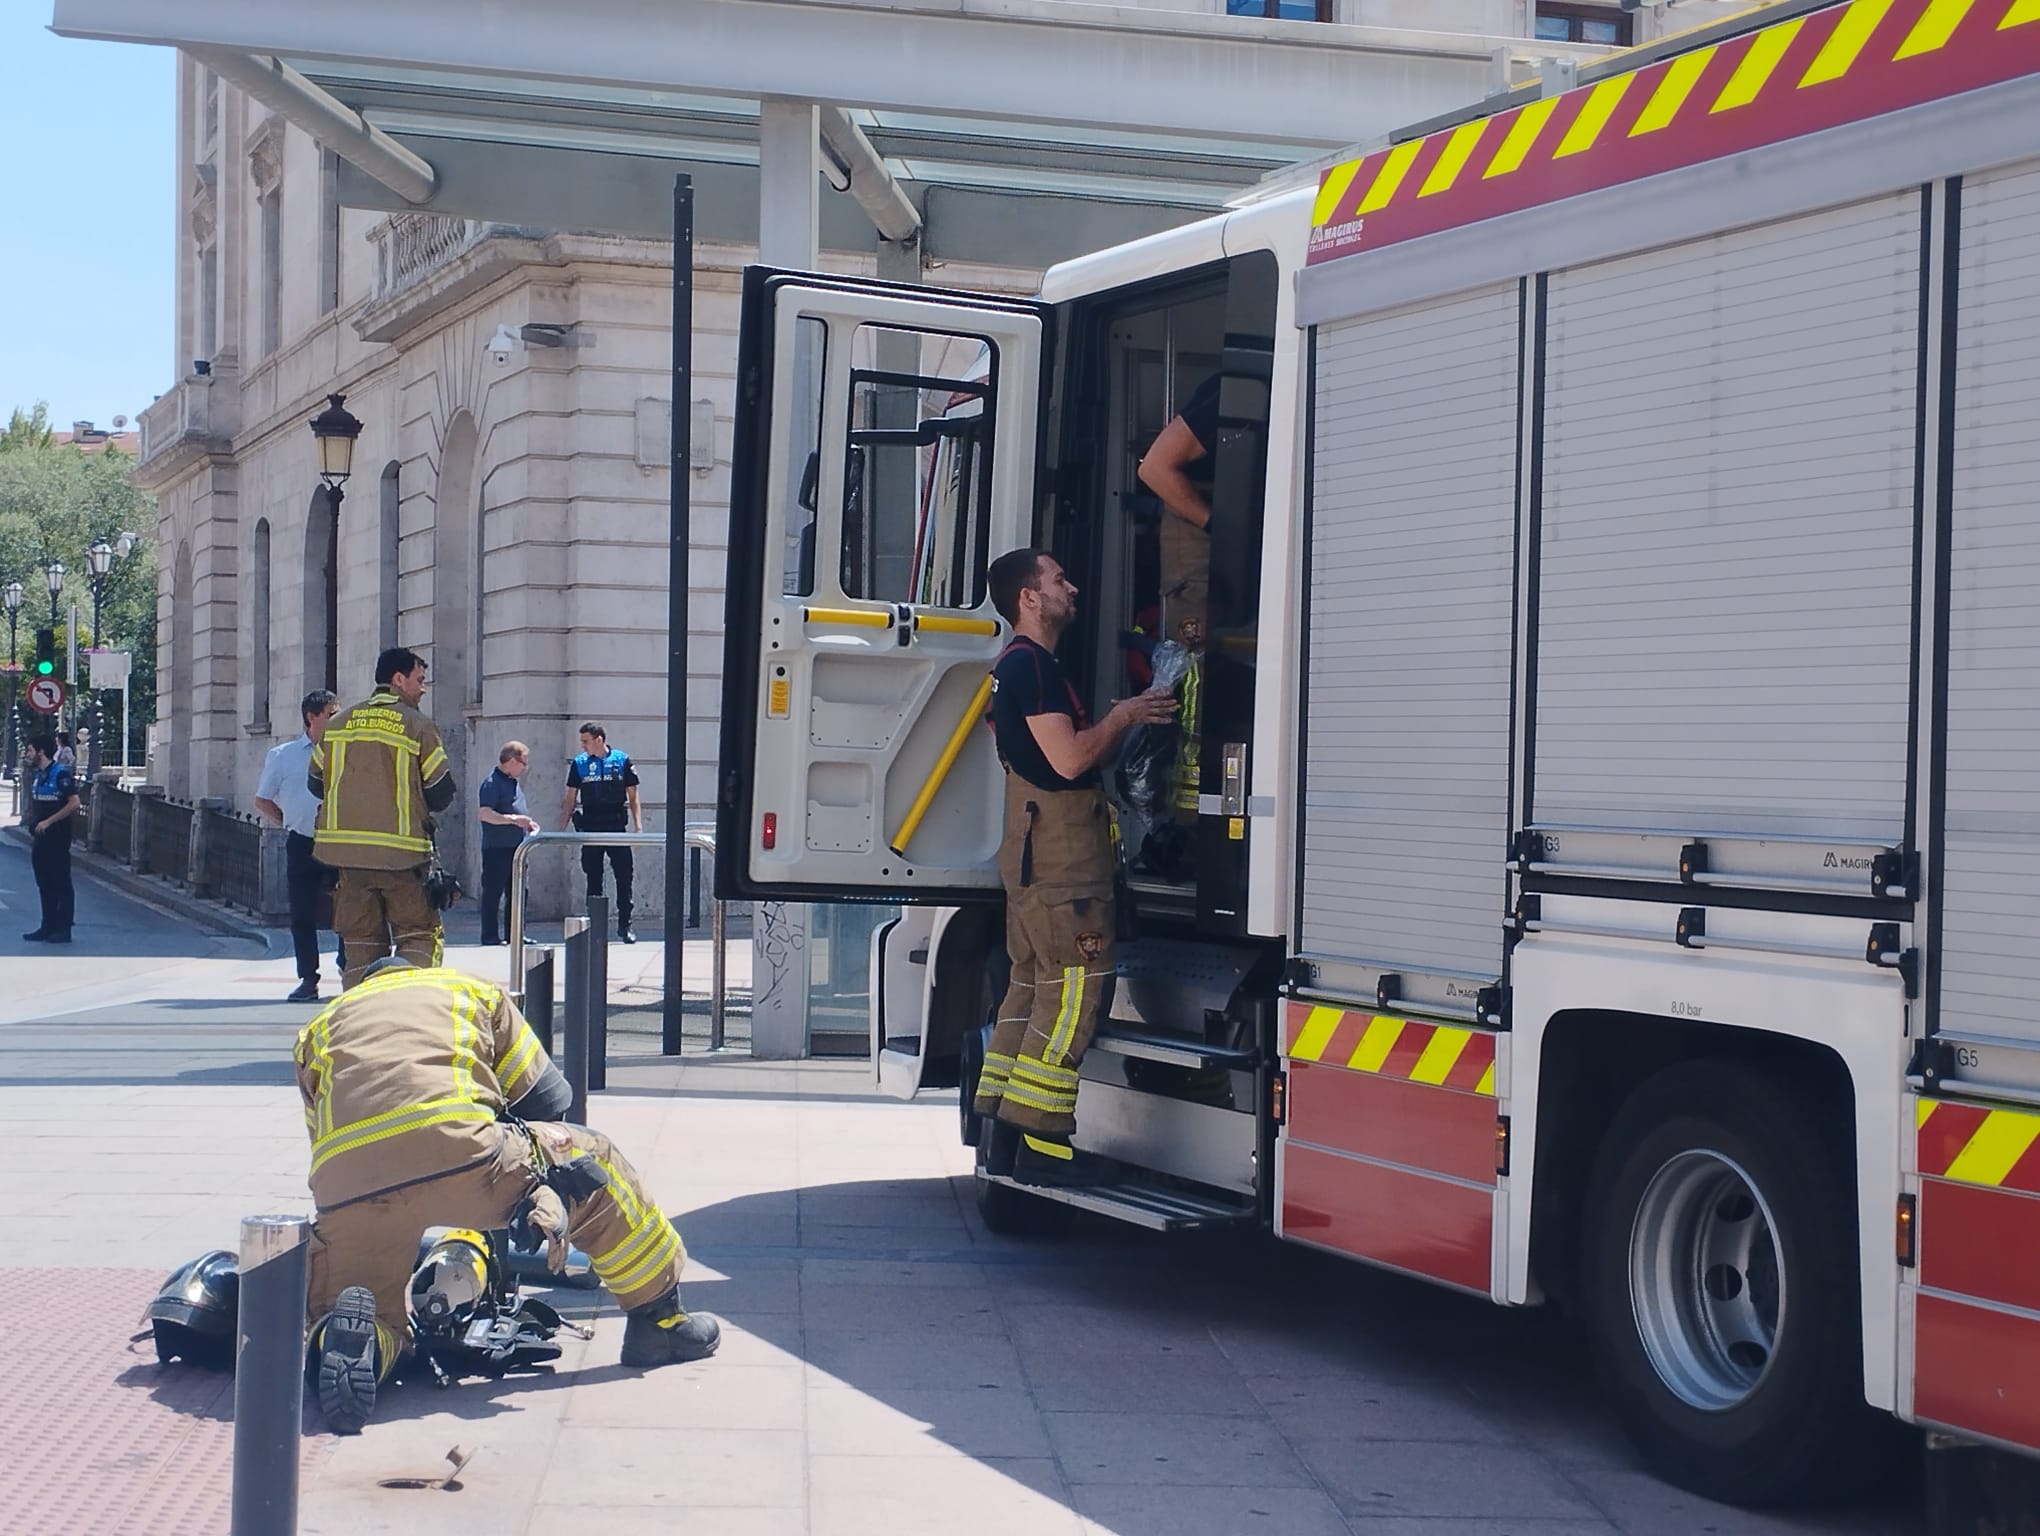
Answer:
[
  {"left": 1307, "top": 0, "right": 2040, "bottom": 265},
  {"left": 1284, "top": 1001, "right": 1496, "bottom": 1095},
  {"left": 1918, "top": 1096, "right": 2040, "bottom": 1192}
]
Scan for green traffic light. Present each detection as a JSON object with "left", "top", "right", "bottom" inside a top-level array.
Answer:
[{"left": 35, "top": 660, "right": 53, "bottom": 675}]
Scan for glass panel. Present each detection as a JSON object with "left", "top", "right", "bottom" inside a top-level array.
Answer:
[
  {"left": 1225, "top": 0, "right": 1270, "bottom": 13},
  {"left": 805, "top": 901, "right": 897, "bottom": 1046},
  {"left": 1534, "top": 14, "right": 1574, "bottom": 38},
  {"left": 1271, "top": 0, "right": 1319, "bottom": 17},
  {"left": 781, "top": 316, "right": 827, "bottom": 596},
  {"left": 1582, "top": 18, "right": 1620, "bottom": 42},
  {"left": 840, "top": 324, "right": 996, "bottom": 609}
]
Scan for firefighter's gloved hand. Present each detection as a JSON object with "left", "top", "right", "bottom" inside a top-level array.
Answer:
[{"left": 511, "top": 1187, "right": 570, "bottom": 1274}]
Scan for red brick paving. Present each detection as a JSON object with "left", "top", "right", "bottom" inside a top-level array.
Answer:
[{"left": 1, "top": 1267, "right": 328, "bottom": 1536}]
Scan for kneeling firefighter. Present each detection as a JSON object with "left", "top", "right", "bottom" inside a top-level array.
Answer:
[
  {"left": 972, "top": 549, "right": 1175, "bottom": 1185},
  {"left": 298, "top": 959, "right": 719, "bottom": 1432}
]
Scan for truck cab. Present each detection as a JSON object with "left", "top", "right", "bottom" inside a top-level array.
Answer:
[{"left": 715, "top": 198, "right": 1311, "bottom": 1229}]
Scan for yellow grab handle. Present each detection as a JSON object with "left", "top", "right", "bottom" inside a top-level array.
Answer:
[
  {"left": 913, "top": 613, "right": 1000, "bottom": 637},
  {"left": 888, "top": 674, "right": 994, "bottom": 858},
  {"left": 802, "top": 606, "right": 893, "bottom": 629}
]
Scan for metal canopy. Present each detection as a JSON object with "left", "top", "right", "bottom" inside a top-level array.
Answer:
[{"left": 52, "top": 0, "right": 1596, "bottom": 264}]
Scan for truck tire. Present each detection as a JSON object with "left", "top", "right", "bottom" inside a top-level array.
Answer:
[
  {"left": 974, "top": 1155, "right": 1073, "bottom": 1237},
  {"left": 960, "top": 1024, "right": 988, "bottom": 1149},
  {"left": 1581, "top": 1060, "right": 1872, "bottom": 1506}
]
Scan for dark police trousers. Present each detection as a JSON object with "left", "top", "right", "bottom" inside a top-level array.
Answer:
[
  {"left": 479, "top": 845, "right": 516, "bottom": 945},
  {"left": 972, "top": 777, "right": 1117, "bottom": 1138},
  {"left": 30, "top": 826, "right": 75, "bottom": 936},
  {"left": 286, "top": 831, "right": 342, "bottom": 983},
  {"left": 580, "top": 841, "right": 633, "bottom": 926}
]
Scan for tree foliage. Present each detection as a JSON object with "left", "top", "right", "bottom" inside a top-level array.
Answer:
[{"left": 0, "top": 402, "right": 158, "bottom": 737}]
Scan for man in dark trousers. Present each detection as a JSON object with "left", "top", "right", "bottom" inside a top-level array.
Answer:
[
  {"left": 560, "top": 722, "right": 641, "bottom": 944},
  {"left": 255, "top": 689, "right": 344, "bottom": 1001},
  {"left": 972, "top": 549, "right": 1174, "bottom": 1185},
  {"left": 20, "top": 733, "right": 80, "bottom": 943},
  {"left": 477, "top": 740, "right": 538, "bottom": 945}
]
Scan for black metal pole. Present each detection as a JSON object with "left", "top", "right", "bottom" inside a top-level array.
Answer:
[
  {"left": 3, "top": 610, "right": 16, "bottom": 783},
  {"left": 87, "top": 584, "right": 103, "bottom": 779},
  {"left": 562, "top": 923, "right": 590, "bottom": 1124},
  {"left": 230, "top": 1214, "right": 309, "bottom": 1536},
  {"left": 662, "top": 174, "right": 695, "bottom": 1058},
  {"left": 587, "top": 892, "right": 609, "bottom": 1093},
  {"left": 525, "top": 946, "right": 555, "bottom": 1054}
]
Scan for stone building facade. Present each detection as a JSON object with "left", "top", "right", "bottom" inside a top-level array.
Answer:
[{"left": 136, "top": 59, "right": 1033, "bottom": 920}]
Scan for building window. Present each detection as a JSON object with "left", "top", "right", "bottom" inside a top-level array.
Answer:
[
  {"left": 198, "top": 240, "right": 218, "bottom": 362},
  {"left": 202, "top": 67, "right": 219, "bottom": 147},
  {"left": 1535, "top": 3, "right": 1633, "bottom": 43},
  {"left": 259, "top": 188, "right": 282, "bottom": 357},
  {"left": 1227, "top": 0, "right": 1333, "bottom": 16},
  {"left": 318, "top": 150, "right": 341, "bottom": 317},
  {"left": 251, "top": 519, "right": 271, "bottom": 729}
]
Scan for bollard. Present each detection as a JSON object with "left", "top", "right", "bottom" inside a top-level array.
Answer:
[
  {"left": 586, "top": 895, "right": 609, "bottom": 1092},
  {"left": 525, "top": 946, "right": 555, "bottom": 1055},
  {"left": 688, "top": 847, "right": 702, "bottom": 930},
  {"left": 231, "top": 1214, "right": 310, "bottom": 1536},
  {"left": 562, "top": 921, "right": 591, "bottom": 1124}
]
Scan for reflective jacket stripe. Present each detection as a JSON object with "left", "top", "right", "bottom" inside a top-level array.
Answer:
[{"left": 309, "top": 1096, "right": 497, "bottom": 1175}]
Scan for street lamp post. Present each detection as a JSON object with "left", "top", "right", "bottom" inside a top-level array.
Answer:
[
  {"left": 2, "top": 580, "right": 21, "bottom": 784},
  {"left": 308, "top": 393, "right": 362, "bottom": 695},
  {"left": 85, "top": 538, "right": 112, "bottom": 778},
  {"left": 44, "top": 561, "right": 66, "bottom": 747}
]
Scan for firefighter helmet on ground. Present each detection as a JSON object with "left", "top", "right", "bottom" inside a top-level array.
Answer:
[{"left": 146, "top": 1249, "right": 240, "bottom": 1368}]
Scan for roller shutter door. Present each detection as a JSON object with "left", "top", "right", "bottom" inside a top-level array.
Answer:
[
  {"left": 1534, "top": 192, "right": 1922, "bottom": 842},
  {"left": 1301, "top": 284, "right": 1519, "bottom": 979},
  {"left": 1938, "top": 161, "right": 2040, "bottom": 1045}
]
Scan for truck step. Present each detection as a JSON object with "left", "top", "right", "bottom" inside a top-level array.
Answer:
[
  {"left": 1088, "top": 1029, "right": 1257, "bottom": 1073},
  {"left": 976, "top": 1171, "right": 1254, "bottom": 1231}
]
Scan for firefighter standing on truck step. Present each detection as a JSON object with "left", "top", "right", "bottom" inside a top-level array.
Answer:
[
  {"left": 310, "top": 647, "right": 456, "bottom": 988},
  {"left": 298, "top": 959, "right": 720, "bottom": 1433},
  {"left": 973, "top": 549, "right": 1175, "bottom": 1186}
]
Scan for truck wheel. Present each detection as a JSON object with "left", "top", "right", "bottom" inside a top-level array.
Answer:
[
  {"left": 959, "top": 1024, "right": 987, "bottom": 1149},
  {"left": 1581, "top": 1060, "right": 1871, "bottom": 1506}
]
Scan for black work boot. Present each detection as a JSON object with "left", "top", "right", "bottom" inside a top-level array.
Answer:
[
  {"left": 618, "top": 909, "right": 636, "bottom": 944},
  {"left": 1013, "top": 1132, "right": 1113, "bottom": 1189},
  {"left": 982, "top": 1116, "right": 1021, "bottom": 1179},
  {"left": 620, "top": 1287, "right": 721, "bottom": 1367},
  {"left": 313, "top": 1285, "right": 394, "bottom": 1434}
]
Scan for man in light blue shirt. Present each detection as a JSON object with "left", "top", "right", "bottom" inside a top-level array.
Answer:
[{"left": 255, "top": 690, "right": 343, "bottom": 1001}]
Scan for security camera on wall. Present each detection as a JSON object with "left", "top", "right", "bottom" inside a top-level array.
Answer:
[{"left": 487, "top": 324, "right": 519, "bottom": 365}]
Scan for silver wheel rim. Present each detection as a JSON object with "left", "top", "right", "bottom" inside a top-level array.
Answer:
[{"left": 1628, "top": 1149, "right": 1783, "bottom": 1412}]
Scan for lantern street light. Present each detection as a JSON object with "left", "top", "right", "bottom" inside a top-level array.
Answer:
[
  {"left": 84, "top": 538, "right": 115, "bottom": 778},
  {"left": 309, "top": 393, "right": 363, "bottom": 495},
  {"left": 307, "top": 394, "right": 362, "bottom": 696},
  {"left": 44, "top": 560, "right": 64, "bottom": 625},
  {"left": 2, "top": 580, "right": 21, "bottom": 782}
]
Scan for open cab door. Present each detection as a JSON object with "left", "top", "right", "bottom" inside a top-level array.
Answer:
[{"left": 717, "top": 269, "right": 1051, "bottom": 907}]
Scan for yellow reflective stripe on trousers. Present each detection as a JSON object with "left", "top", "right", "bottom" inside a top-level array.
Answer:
[
  {"left": 1045, "top": 966, "right": 1084, "bottom": 1065},
  {"left": 607, "top": 1226, "right": 682, "bottom": 1293},
  {"left": 998, "top": 1079, "right": 1076, "bottom": 1113},
  {"left": 309, "top": 1096, "right": 497, "bottom": 1175},
  {"left": 1012, "top": 1057, "right": 1079, "bottom": 1086},
  {"left": 595, "top": 1213, "right": 669, "bottom": 1281}
]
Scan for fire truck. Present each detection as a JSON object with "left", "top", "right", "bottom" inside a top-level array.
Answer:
[{"left": 717, "top": 0, "right": 2040, "bottom": 1505}]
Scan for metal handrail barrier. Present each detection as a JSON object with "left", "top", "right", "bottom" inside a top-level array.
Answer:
[{"left": 506, "top": 825, "right": 726, "bottom": 1053}]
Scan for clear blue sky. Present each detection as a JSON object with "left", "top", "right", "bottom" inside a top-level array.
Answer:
[{"left": 0, "top": 15, "right": 174, "bottom": 432}]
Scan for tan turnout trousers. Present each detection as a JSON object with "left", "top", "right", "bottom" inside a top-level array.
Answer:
[
  {"left": 306, "top": 1121, "right": 686, "bottom": 1347},
  {"left": 334, "top": 866, "right": 443, "bottom": 989},
  {"left": 973, "top": 774, "right": 1117, "bottom": 1137}
]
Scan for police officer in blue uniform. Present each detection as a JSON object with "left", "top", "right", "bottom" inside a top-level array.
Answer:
[
  {"left": 560, "top": 722, "right": 642, "bottom": 944},
  {"left": 20, "top": 732, "right": 80, "bottom": 943}
]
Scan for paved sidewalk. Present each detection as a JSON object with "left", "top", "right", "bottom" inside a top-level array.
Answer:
[{"left": 5, "top": 1055, "right": 1928, "bottom": 1535}]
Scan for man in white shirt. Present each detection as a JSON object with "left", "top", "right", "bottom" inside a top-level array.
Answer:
[{"left": 255, "top": 690, "right": 342, "bottom": 1001}]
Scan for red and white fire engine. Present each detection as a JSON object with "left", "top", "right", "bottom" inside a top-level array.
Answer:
[{"left": 717, "top": 0, "right": 2040, "bottom": 1504}]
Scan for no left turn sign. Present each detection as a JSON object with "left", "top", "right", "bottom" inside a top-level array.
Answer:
[{"left": 26, "top": 677, "right": 66, "bottom": 714}]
